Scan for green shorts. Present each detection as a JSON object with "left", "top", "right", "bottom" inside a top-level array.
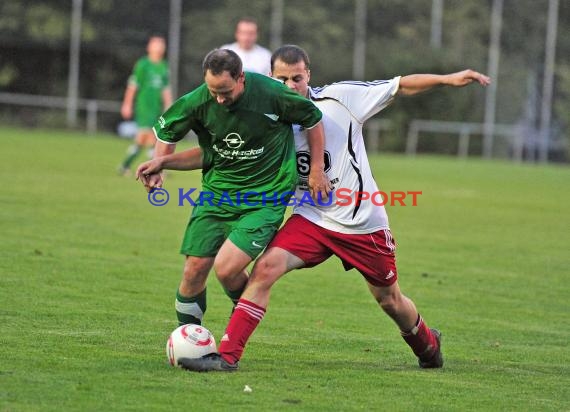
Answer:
[{"left": 180, "top": 204, "right": 286, "bottom": 259}]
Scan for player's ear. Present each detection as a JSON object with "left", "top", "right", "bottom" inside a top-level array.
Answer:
[{"left": 306, "top": 69, "right": 311, "bottom": 83}]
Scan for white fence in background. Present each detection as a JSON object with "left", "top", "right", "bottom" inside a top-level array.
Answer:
[
  {"left": 0, "top": 92, "right": 121, "bottom": 134},
  {"left": 363, "top": 119, "right": 392, "bottom": 152},
  {"left": 2, "top": 93, "right": 562, "bottom": 163},
  {"left": 405, "top": 119, "right": 523, "bottom": 161},
  {"left": 0, "top": 93, "right": 394, "bottom": 144}
]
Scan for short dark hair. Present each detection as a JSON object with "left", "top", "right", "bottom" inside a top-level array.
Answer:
[
  {"left": 271, "top": 45, "right": 310, "bottom": 71},
  {"left": 202, "top": 49, "right": 243, "bottom": 79},
  {"left": 237, "top": 17, "right": 258, "bottom": 27}
]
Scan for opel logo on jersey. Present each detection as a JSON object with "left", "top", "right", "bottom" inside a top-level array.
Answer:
[{"left": 223, "top": 133, "right": 244, "bottom": 149}]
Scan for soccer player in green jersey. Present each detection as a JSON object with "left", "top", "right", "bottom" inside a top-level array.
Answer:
[
  {"left": 137, "top": 49, "right": 330, "bottom": 326},
  {"left": 119, "top": 35, "right": 173, "bottom": 176}
]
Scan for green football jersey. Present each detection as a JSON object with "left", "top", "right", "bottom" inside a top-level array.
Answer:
[
  {"left": 129, "top": 57, "right": 169, "bottom": 127},
  {"left": 154, "top": 72, "right": 322, "bottom": 206}
]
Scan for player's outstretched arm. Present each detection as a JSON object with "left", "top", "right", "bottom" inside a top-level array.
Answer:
[{"left": 398, "top": 70, "right": 490, "bottom": 96}]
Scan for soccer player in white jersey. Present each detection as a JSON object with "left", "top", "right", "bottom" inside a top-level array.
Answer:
[
  {"left": 177, "top": 45, "right": 490, "bottom": 372},
  {"left": 221, "top": 17, "right": 271, "bottom": 75}
]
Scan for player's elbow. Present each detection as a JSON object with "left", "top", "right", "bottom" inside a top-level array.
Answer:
[{"left": 397, "top": 86, "right": 418, "bottom": 96}]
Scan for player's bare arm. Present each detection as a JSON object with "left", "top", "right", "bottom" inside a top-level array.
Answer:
[
  {"left": 136, "top": 147, "right": 203, "bottom": 191},
  {"left": 120, "top": 84, "right": 137, "bottom": 119},
  {"left": 162, "top": 87, "right": 173, "bottom": 112},
  {"left": 398, "top": 69, "right": 490, "bottom": 96},
  {"left": 306, "top": 120, "right": 331, "bottom": 200},
  {"left": 136, "top": 147, "right": 203, "bottom": 177},
  {"left": 136, "top": 144, "right": 202, "bottom": 184}
]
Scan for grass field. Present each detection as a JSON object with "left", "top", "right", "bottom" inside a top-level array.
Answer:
[{"left": 1, "top": 127, "right": 569, "bottom": 411}]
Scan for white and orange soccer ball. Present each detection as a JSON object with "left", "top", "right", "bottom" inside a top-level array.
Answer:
[{"left": 166, "top": 324, "right": 217, "bottom": 366}]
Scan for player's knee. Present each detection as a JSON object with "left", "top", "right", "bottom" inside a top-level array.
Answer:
[
  {"left": 183, "top": 259, "right": 211, "bottom": 286},
  {"left": 135, "top": 134, "right": 146, "bottom": 146},
  {"left": 212, "top": 257, "right": 246, "bottom": 283},
  {"left": 379, "top": 295, "right": 398, "bottom": 316},
  {"left": 377, "top": 289, "right": 404, "bottom": 316},
  {"left": 370, "top": 281, "right": 404, "bottom": 314},
  {"left": 213, "top": 264, "right": 235, "bottom": 283},
  {"left": 249, "top": 256, "right": 283, "bottom": 289}
]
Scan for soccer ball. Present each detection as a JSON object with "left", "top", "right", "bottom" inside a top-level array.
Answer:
[{"left": 166, "top": 324, "right": 217, "bottom": 366}]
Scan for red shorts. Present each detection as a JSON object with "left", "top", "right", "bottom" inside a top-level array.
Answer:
[{"left": 268, "top": 214, "right": 398, "bottom": 287}]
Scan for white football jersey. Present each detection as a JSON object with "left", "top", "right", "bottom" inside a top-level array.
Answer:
[
  {"left": 221, "top": 43, "right": 272, "bottom": 75},
  {"left": 292, "top": 77, "right": 401, "bottom": 234}
]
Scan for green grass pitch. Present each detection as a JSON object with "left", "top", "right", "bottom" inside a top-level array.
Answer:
[{"left": 1, "top": 127, "right": 569, "bottom": 411}]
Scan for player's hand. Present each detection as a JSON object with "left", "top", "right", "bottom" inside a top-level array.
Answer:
[
  {"left": 136, "top": 159, "right": 164, "bottom": 192},
  {"left": 447, "top": 70, "right": 491, "bottom": 87},
  {"left": 308, "top": 168, "right": 332, "bottom": 202},
  {"left": 121, "top": 104, "right": 132, "bottom": 120},
  {"left": 137, "top": 172, "right": 164, "bottom": 193},
  {"left": 143, "top": 172, "right": 165, "bottom": 193}
]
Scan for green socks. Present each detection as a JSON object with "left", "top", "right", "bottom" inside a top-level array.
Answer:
[
  {"left": 175, "top": 288, "right": 207, "bottom": 325},
  {"left": 122, "top": 144, "right": 142, "bottom": 169}
]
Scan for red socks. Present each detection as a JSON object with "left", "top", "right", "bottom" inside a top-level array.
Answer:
[
  {"left": 400, "top": 315, "right": 439, "bottom": 360},
  {"left": 219, "top": 304, "right": 437, "bottom": 365},
  {"left": 219, "top": 299, "right": 266, "bottom": 364}
]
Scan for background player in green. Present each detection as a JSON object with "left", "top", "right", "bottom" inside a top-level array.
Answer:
[
  {"left": 137, "top": 49, "right": 330, "bottom": 326},
  {"left": 118, "top": 35, "right": 173, "bottom": 176}
]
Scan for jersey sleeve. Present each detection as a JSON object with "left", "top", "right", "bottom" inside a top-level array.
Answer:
[
  {"left": 316, "top": 77, "right": 401, "bottom": 123},
  {"left": 277, "top": 85, "right": 323, "bottom": 129},
  {"left": 152, "top": 95, "right": 197, "bottom": 144}
]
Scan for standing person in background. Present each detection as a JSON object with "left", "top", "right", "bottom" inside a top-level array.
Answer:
[
  {"left": 119, "top": 35, "right": 173, "bottom": 176},
  {"left": 221, "top": 17, "right": 271, "bottom": 75}
]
